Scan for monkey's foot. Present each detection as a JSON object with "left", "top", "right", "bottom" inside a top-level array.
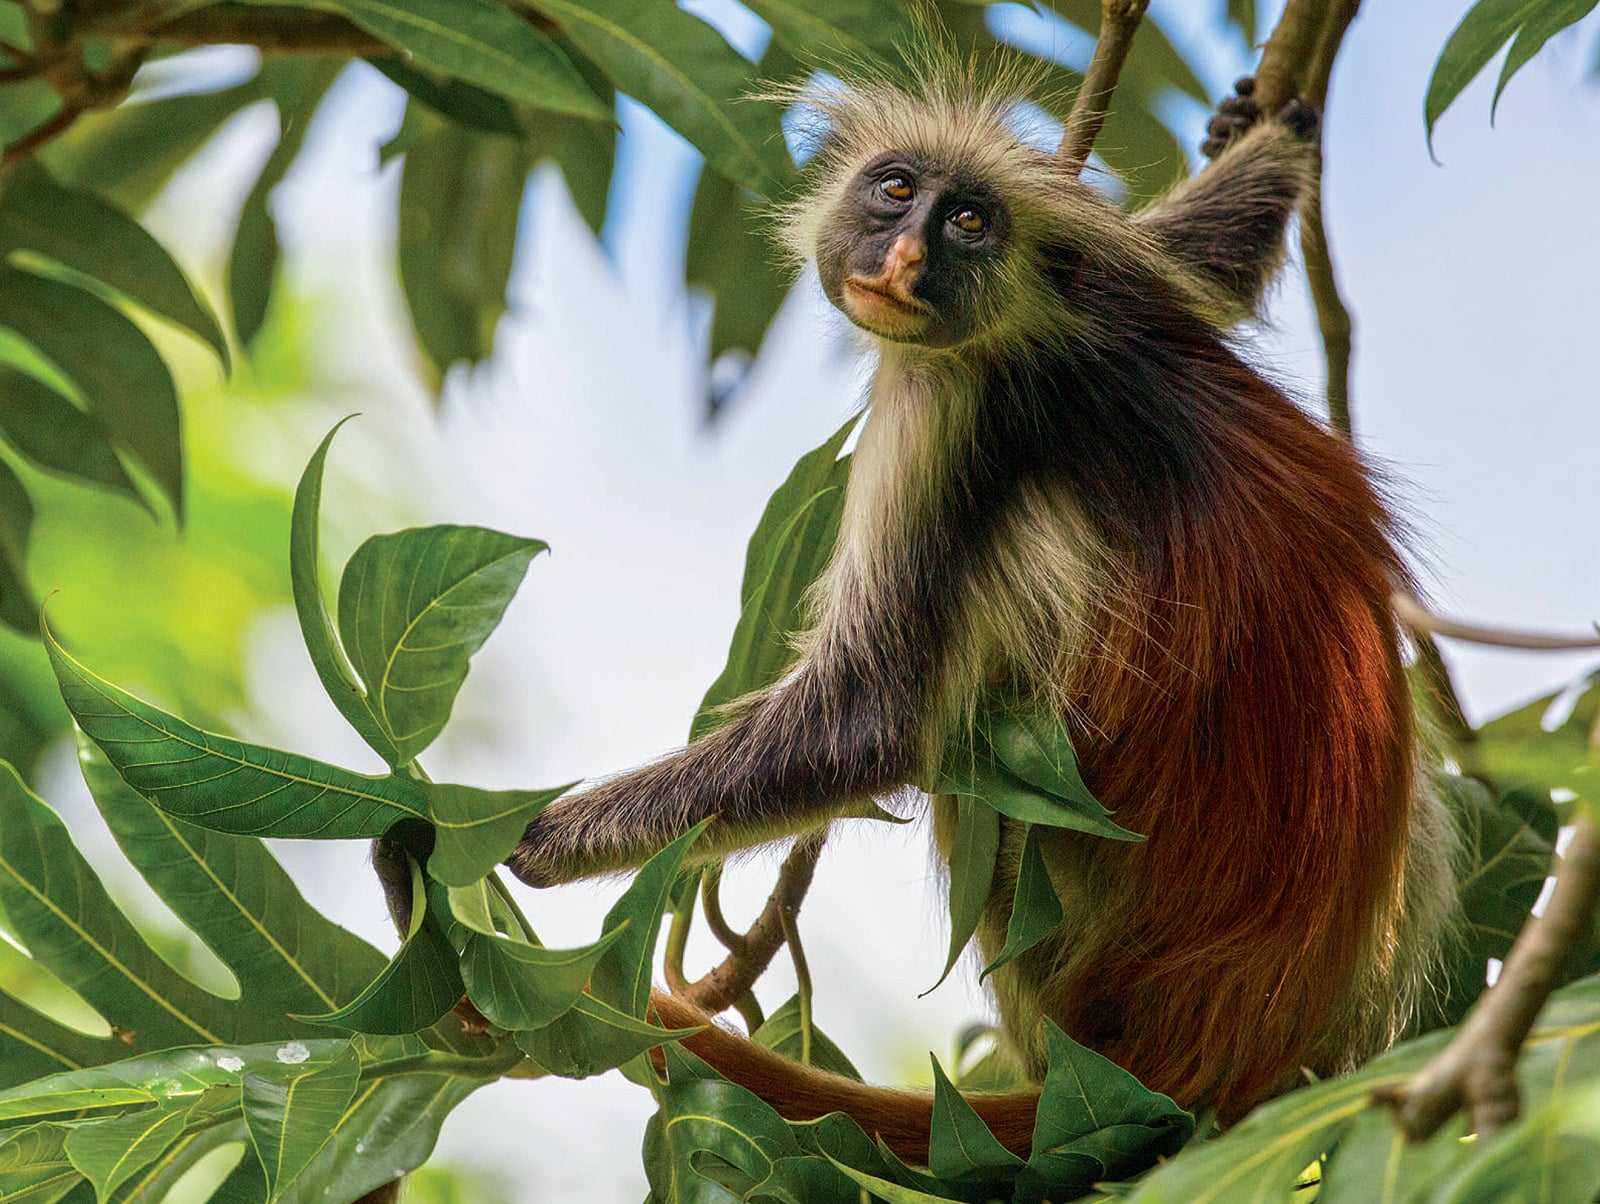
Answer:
[{"left": 1201, "top": 77, "right": 1319, "bottom": 158}]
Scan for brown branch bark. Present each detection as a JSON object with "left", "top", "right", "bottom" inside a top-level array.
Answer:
[
  {"left": 1376, "top": 811, "right": 1600, "bottom": 1139},
  {"left": 1054, "top": 0, "right": 1148, "bottom": 173},
  {"left": 680, "top": 832, "right": 826, "bottom": 1016}
]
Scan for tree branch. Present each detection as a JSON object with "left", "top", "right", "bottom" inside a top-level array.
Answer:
[
  {"left": 681, "top": 832, "right": 826, "bottom": 1016},
  {"left": 1054, "top": 0, "right": 1148, "bottom": 173},
  {"left": 1394, "top": 591, "right": 1600, "bottom": 651},
  {"left": 1375, "top": 810, "right": 1600, "bottom": 1140}
]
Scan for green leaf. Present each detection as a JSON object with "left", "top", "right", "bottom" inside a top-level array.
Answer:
[
  {"left": 588, "top": 822, "right": 711, "bottom": 1017},
  {"left": 985, "top": 708, "right": 1103, "bottom": 818},
  {"left": 691, "top": 417, "right": 856, "bottom": 739},
  {"left": 426, "top": 783, "right": 569, "bottom": 887},
  {"left": 686, "top": 168, "right": 790, "bottom": 360},
  {"left": 47, "top": 625, "right": 431, "bottom": 839},
  {"left": 337, "top": 524, "right": 547, "bottom": 765},
  {"left": 290, "top": 418, "right": 403, "bottom": 766},
  {"left": 515, "top": 993, "right": 697, "bottom": 1079},
  {"left": 0, "top": 763, "right": 239, "bottom": 1051},
  {"left": 368, "top": 56, "right": 523, "bottom": 136},
  {"left": 824, "top": 1157, "right": 964, "bottom": 1203},
  {"left": 1446, "top": 0, "right": 1600, "bottom": 131},
  {"left": 930, "top": 797, "right": 998, "bottom": 994},
  {"left": 521, "top": 0, "right": 794, "bottom": 193},
  {"left": 1439, "top": 779, "right": 1557, "bottom": 1023},
  {"left": 396, "top": 108, "right": 531, "bottom": 378},
  {"left": 981, "top": 825, "right": 1063, "bottom": 978},
  {"left": 230, "top": 59, "right": 344, "bottom": 348},
  {"left": 76, "top": 733, "right": 388, "bottom": 1021},
  {"left": 0, "top": 1123, "right": 80, "bottom": 1203},
  {"left": 649, "top": 1076, "right": 801, "bottom": 1198},
  {"left": 934, "top": 720, "right": 1138, "bottom": 840},
  {"left": 0, "top": 265, "right": 182, "bottom": 520},
  {"left": 243, "top": 0, "right": 609, "bottom": 120},
  {"left": 1317, "top": 1106, "right": 1470, "bottom": 1204},
  {"left": 241, "top": 1042, "right": 360, "bottom": 1195},
  {"left": 751, "top": 995, "right": 862, "bottom": 1081},
  {"left": 0, "top": 366, "right": 141, "bottom": 506},
  {"left": 297, "top": 861, "right": 463, "bottom": 1035},
  {"left": 1494, "top": 0, "right": 1600, "bottom": 116},
  {"left": 926, "top": 1055, "right": 1024, "bottom": 1180},
  {"left": 1226, "top": 0, "right": 1257, "bottom": 44},
  {"left": 1028, "top": 1022, "right": 1191, "bottom": 1181},
  {"left": 0, "top": 454, "right": 38, "bottom": 632},
  {"left": 741, "top": 0, "right": 913, "bottom": 62},
  {"left": 0, "top": 988, "right": 113, "bottom": 1092},
  {"left": 1430, "top": 1077, "right": 1600, "bottom": 1203},
  {"left": 0, "top": 159, "right": 229, "bottom": 368},
  {"left": 63, "top": 1096, "right": 198, "bottom": 1199},
  {"left": 459, "top": 923, "right": 626, "bottom": 1030}
]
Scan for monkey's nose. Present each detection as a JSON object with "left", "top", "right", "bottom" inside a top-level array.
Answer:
[{"left": 886, "top": 234, "right": 925, "bottom": 293}]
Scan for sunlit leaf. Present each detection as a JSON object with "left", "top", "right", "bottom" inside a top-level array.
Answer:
[
  {"left": 0, "top": 159, "right": 228, "bottom": 367},
  {"left": 337, "top": 524, "right": 547, "bottom": 766},
  {"left": 0, "top": 265, "right": 182, "bottom": 520}
]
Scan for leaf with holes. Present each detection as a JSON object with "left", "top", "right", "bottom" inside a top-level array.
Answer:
[{"left": 337, "top": 524, "right": 546, "bottom": 767}]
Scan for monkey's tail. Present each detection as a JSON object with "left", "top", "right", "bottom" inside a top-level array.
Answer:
[{"left": 648, "top": 991, "right": 1040, "bottom": 1164}]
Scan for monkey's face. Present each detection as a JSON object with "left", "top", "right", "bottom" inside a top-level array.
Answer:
[{"left": 815, "top": 152, "right": 1011, "bottom": 349}]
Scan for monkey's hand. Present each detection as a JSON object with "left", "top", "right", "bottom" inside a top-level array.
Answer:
[{"left": 1201, "top": 77, "right": 1319, "bottom": 159}]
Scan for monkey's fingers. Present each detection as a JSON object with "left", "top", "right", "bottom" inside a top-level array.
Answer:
[{"left": 1275, "top": 97, "right": 1320, "bottom": 143}]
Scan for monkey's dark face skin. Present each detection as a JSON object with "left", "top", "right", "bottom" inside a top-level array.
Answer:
[{"left": 816, "top": 151, "right": 1011, "bottom": 348}]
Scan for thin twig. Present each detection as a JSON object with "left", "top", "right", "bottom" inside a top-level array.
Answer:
[
  {"left": 1054, "top": 0, "right": 1148, "bottom": 172},
  {"left": 664, "top": 898, "right": 693, "bottom": 995},
  {"left": 701, "top": 864, "right": 748, "bottom": 955},
  {"left": 1375, "top": 810, "right": 1600, "bottom": 1139},
  {"left": 1394, "top": 591, "right": 1600, "bottom": 651},
  {"left": 778, "top": 901, "right": 815, "bottom": 1064},
  {"left": 681, "top": 832, "right": 827, "bottom": 1015},
  {"left": 3, "top": 104, "right": 80, "bottom": 164}
]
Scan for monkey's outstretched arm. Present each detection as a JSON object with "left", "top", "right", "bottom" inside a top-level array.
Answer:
[
  {"left": 1137, "top": 85, "right": 1319, "bottom": 323},
  {"left": 508, "top": 639, "right": 926, "bottom": 886}
]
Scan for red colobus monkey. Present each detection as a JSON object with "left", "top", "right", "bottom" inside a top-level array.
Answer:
[{"left": 507, "top": 67, "right": 1458, "bottom": 1155}]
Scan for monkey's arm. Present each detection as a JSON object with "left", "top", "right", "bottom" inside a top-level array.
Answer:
[
  {"left": 507, "top": 645, "right": 924, "bottom": 886},
  {"left": 1136, "top": 91, "right": 1318, "bottom": 324}
]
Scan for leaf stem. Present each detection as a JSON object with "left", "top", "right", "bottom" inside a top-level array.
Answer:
[{"left": 778, "top": 898, "right": 814, "bottom": 1064}]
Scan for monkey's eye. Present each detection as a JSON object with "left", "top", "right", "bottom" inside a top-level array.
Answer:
[
  {"left": 877, "top": 174, "right": 913, "bottom": 202},
  {"left": 950, "top": 206, "right": 987, "bottom": 236}
]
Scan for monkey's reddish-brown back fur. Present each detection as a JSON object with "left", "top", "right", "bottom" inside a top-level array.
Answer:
[{"left": 1045, "top": 345, "right": 1417, "bottom": 1118}]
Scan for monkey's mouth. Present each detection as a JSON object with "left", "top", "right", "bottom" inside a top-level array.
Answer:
[{"left": 843, "top": 278, "right": 933, "bottom": 336}]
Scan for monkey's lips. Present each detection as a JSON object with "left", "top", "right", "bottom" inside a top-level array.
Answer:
[{"left": 842, "top": 278, "right": 933, "bottom": 338}]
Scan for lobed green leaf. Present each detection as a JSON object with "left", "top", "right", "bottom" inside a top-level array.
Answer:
[
  {"left": 47, "top": 626, "right": 431, "bottom": 840},
  {"left": 241, "top": 1043, "right": 360, "bottom": 1195}
]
